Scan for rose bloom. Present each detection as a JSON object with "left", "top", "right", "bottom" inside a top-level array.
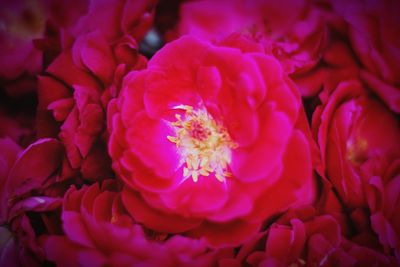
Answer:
[
  {"left": 108, "top": 35, "right": 316, "bottom": 247},
  {"left": 43, "top": 180, "right": 231, "bottom": 267},
  {"left": 158, "top": 0, "right": 360, "bottom": 98},
  {"left": 313, "top": 80, "right": 400, "bottom": 261},
  {"left": 166, "top": 0, "right": 329, "bottom": 84},
  {"left": 333, "top": 0, "right": 400, "bottom": 113},
  {"left": 37, "top": 32, "right": 121, "bottom": 181},
  {"left": 0, "top": 137, "right": 64, "bottom": 266},
  {"left": 36, "top": 0, "right": 155, "bottom": 181},
  {"left": 313, "top": 80, "right": 400, "bottom": 207},
  {"left": 221, "top": 207, "right": 395, "bottom": 267},
  {"left": 292, "top": 39, "right": 360, "bottom": 98}
]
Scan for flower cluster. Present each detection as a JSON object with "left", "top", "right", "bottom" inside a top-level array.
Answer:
[{"left": 0, "top": 0, "right": 399, "bottom": 266}]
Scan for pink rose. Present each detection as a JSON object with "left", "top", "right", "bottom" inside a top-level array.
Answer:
[
  {"left": 333, "top": 0, "right": 400, "bottom": 113},
  {"left": 37, "top": 36, "right": 116, "bottom": 181},
  {"left": 43, "top": 180, "right": 231, "bottom": 267},
  {"left": 292, "top": 38, "right": 360, "bottom": 97},
  {"left": 313, "top": 80, "right": 400, "bottom": 208},
  {"left": 159, "top": 0, "right": 360, "bottom": 98},
  {"left": 225, "top": 207, "right": 395, "bottom": 266},
  {"left": 108, "top": 35, "right": 316, "bottom": 247},
  {"left": 172, "top": 0, "right": 327, "bottom": 76},
  {"left": 0, "top": 137, "right": 64, "bottom": 266},
  {"left": 36, "top": 0, "right": 153, "bottom": 181},
  {"left": 0, "top": 138, "right": 63, "bottom": 223},
  {"left": 71, "top": 0, "right": 156, "bottom": 42},
  {"left": 313, "top": 80, "right": 400, "bottom": 261}
]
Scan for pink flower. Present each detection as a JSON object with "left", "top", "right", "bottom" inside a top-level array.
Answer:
[
  {"left": 43, "top": 180, "right": 230, "bottom": 267},
  {"left": 108, "top": 35, "right": 316, "bottom": 247},
  {"left": 71, "top": 0, "right": 157, "bottom": 42},
  {"left": 159, "top": 0, "right": 361, "bottom": 98},
  {"left": 36, "top": 0, "right": 154, "bottom": 181},
  {"left": 225, "top": 207, "right": 395, "bottom": 266},
  {"left": 0, "top": 137, "right": 64, "bottom": 266},
  {"left": 292, "top": 37, "right": 360, "bottom": 97},
  {"left": 333, "top": 0, "right": 400, "bottom": 113},
  {"left": 0, "top": 138, "right": 64, "bottom": 223},
  {"left": 313, "top": 80, "right": 400, "bottom": 207},
  {"left": 170, "top": 0, "right": 328, "bottom": 76},
  {"left": 313, "top": 80, "right": 400, "bottom": 261}
]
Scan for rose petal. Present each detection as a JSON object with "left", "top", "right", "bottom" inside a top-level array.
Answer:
[
  {"left": 46, "top": 51, "right": 99, "bottom": 89},
  {"left": 122, "top": 187, "right": 202, "bottom": 233},
  {"left": 231, "top": 111, "right": 291, "bottom": 182},
  {"left": 159, "top": 174, "right": 229, "bottom": 215},
  {"left": 73, "top": 31, "right": 116, "bottom": 85},
  {"left": 6, "top": 138, "right": 63, "bottom": 197},
  {"left": 126, "top": 110, "right": 180, "bottom": 178},
  {"left": 62, "top": 211, "right": 94, "bottom": 248}
]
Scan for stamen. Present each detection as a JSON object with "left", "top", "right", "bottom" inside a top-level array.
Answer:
[{"left": 167, "top": 105, "right": 237, "bottom": 183}]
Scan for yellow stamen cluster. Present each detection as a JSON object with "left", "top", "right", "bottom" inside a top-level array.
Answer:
[{"left": 167, "top": 105, "right": 237, "bottom": 183}]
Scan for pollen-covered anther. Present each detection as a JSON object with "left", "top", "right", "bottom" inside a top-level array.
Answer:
[{"left": 167, "top": 105, "right": 237, "bottom": 183}]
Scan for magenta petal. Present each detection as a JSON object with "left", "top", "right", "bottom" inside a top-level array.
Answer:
[
  {"left": 46, "top": 51, "right": 99, "bottom": 89},
  {"left": 73, "top": 31, "right": 116, "bottom": 85},
  {"left": 120, "top": 149, "right": 180, "bottom": 192},
  {"left": 223, "top": 98, "right": 259, "bottom": 147},
  {"left": 92, "top": 191, "right": 115, "bottom": 222},
  {"left": 207, "top": 187, "right": 253, "bottom": 222},
  {"left": 60, "top": 107, "right": 82, "bottom": 168},
  {"left": 160, "top": 174, "right": 229, "bottom": 215},
  {"left": 121, "top": 0, "right": 154, "bottom": 37},
  {"left": 47, "top": 98, "right": 75, "bottom": 122},
  {"left": 127, "top": 111, "right": 180, "bottom": 178},
  {"left": 196, "top": 66, "right": 222, "bottom": 101},
  {"left": 266, "top": 224, "right": 294, "bottom": 259},
  {"left": 62, "top": 211, "right": 94, "bottom": 248},
  {"left": 0, "top": 138, "right": 21, "bottom": 221},
  {"left": 6, "top": 138, "right": 63, "bottom": 197},
  {"left": 143, "top": 70, "right": 201, "bottom": 119},
  {"left": 82, "top": 215, "right": 134, "bottom": 253},
  {"left": 122, "top": 187, "right": 202, "bottom": 233},
  {"left": 307, "top": 215, "right": 341, "bottom": 247},
  {"left": 361, "top": 70, "right": 400, "bottom": 113},
  {"left": 231, "top": 111, "right": 291, "bottom": 182},
  {"left": 8, "top": 197, "right": 62, "bottom": 221},
  {"left": 148, "top": 35, "right": 208, "bottom": 70},
  {"left": 144, "top": 37, "right": 209, "bottom": 118},
  {"left": 120, "top": 71, "right": 147, "bottom": 127},
  {"left": 370, "top": 213, "right": 398, "bottom": 251}
]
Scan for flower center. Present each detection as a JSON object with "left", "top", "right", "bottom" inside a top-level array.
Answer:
[{"left": 167, "top": 105, "right": 237, "bottom": 182}]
